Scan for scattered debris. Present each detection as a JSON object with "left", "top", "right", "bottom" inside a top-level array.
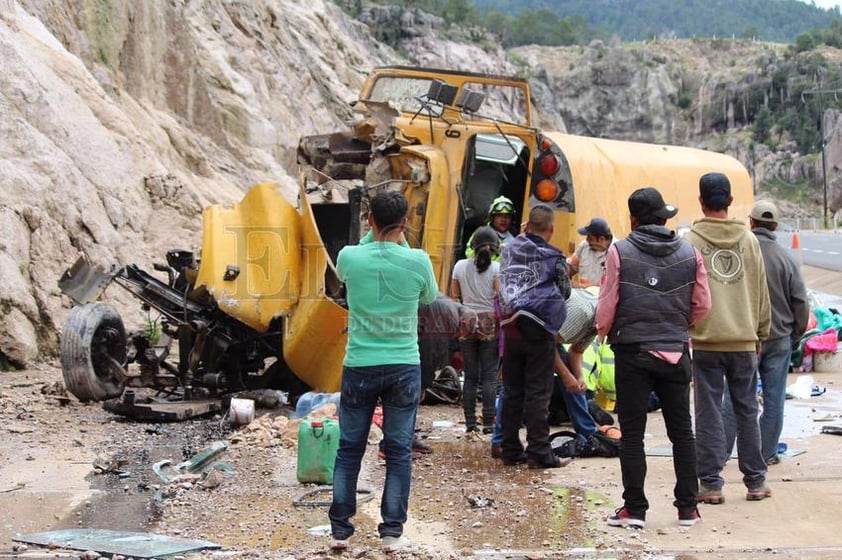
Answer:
[
  {"left": 198, "top": 468, "right": 226, "bottom": 490},
  {"left": 14, "top": 528, "right": 220, "bottom": 558},
  {"left": 293, "top": 487, "right": 374, "bottom": 508},
  {"left": 5, "top": 422, "right": 35, "bottom": 434},
  {"left": 152, "top": 441, "right": 231, "bottom": 483},
  {"left": 92, "top": 458, "right": 130, "bottom": 476},
  {"left": 0, "top": 482, "right": 25, "bottom": 493},
  {"left": 821, "top": 425, "right": 842, "bottom": 435},
  {"left": 463, "top": 490, "right": 494, "bottom": 508},
  {"left": 307, "top": 524, "right": 331, "bottom": 536}
]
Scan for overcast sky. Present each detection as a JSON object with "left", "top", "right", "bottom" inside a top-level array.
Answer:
[{"left": 803, "top": 0, "right": 842, "bottom": 10}]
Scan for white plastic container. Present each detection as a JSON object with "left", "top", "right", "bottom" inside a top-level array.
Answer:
[
  {"left": 229, "top": 398, "right": 255, "bottom": 425},
  {"left": 813, "top": 345, "right": 842, "bottom": 373}
]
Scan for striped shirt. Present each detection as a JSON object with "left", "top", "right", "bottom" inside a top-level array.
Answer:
[{"left": 558, "top": 288, "right": 598, "bottom": 350}]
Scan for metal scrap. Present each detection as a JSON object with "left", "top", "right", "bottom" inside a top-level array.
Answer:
[{"left": 152, "top": 440, "right": 232, "bottom": 483}]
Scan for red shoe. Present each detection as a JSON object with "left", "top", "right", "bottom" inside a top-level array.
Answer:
[
  {"left": 678, "top": 506, "right": 701, "bottom": 526},
  {"left": 606, "top": 507, "right": 645, "bottom": 529}
]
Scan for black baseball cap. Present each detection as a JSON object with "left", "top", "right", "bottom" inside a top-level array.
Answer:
[
  {"left": 577, "top": 217, "right": 612, "bottom": 237},
  {"left": 628, "top": 187, "right": 678, "bottom": 221}
]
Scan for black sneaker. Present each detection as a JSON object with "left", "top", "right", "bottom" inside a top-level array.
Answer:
[
  {"left": 412, "top": 437, "right": 433, "bottom": 454},
  {"left": 527, "top": 455, "right": 571, "bottom": 469},
  {"left": 501, "top": 452, "right": 528, "bottom": 466}
]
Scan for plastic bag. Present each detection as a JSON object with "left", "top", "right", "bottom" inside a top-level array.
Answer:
[{"left": 787, "top": 375, "right": 814, "bottom": 400}]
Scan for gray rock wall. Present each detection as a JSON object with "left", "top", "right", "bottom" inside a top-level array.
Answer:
[
  {"left": 0, "top": 0, "right": 394, "bottom": 367},
  {"left": 1, "top": 1, "right": 839, "bottom": 368}
]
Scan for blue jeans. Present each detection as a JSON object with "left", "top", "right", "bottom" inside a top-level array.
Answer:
[
  {"left": 614, "top": 348, "right": 697, "bottom": 514},
  {"left": 693, "top": 350, "right": 766, "bottom": 491},
  {"left": 722, "top": 336, "right": 793, "bottom": 463},
  {"left": 562, "top": 389, "right": 598, "bottom": 438},
  {"left": 557, "top": 346, "right": 597, "bottom": 438},
  {"left": 459, "top": 337, "right": 499, "bottom": 429},
  {"left": 329, "top": 364, "right": 421, "bottom": 540},
  {"left": 492, "top": 386, "right": 503, "bottom": 446}
]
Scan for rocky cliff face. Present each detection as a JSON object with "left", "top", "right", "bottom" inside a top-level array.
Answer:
[
  {"left": 513, "top": 39, "right": 842, "bottom": 218},
  {"left": 0, "top": 0, "right": 392, "bottom": 367},
  {"left": 0, "top": 0, "right": 838, "bottom": 368}
]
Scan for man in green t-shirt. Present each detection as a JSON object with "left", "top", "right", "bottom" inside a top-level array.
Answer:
[{"left": 329, "top": 190, "right": 438, "bottom": 553}]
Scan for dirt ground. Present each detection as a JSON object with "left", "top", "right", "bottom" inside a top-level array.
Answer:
[
  {"left": 1, "top": 265, "right": 841, "bottom": 560},
  {"left": 2, "top": 362, "right": 842, "bottom": 560}
]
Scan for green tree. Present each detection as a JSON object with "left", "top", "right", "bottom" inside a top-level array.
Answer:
[
  {"left": 742, "top": 25, "right": 760, "bottom": 40},
  {"left": 794, "top": 32, "right": 816, "bottom": 52},
  {"left": 483, "top": 10, "right": 512, "bottom": 39},
  {"left": 753, "top": 106, "right": 773, "bottom": 144},
  {"left": 441, "top": 0, "right": 477, "bottom": 24}
]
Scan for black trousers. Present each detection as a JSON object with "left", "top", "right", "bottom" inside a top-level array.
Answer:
[
  {"left": 500, "top": 318, "right": 556, "bottom": 463},
  {"left": 614, "top": 348, "right": 697, "bottom": 514}
]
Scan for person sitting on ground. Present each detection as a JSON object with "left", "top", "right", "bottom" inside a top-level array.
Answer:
[{"left": 567, "top": 217, "right": 613, "bottom": 288}]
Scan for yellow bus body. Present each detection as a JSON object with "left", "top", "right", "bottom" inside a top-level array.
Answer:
[{"left": 196, "top": 67, "right": 754, "bottom": 393}]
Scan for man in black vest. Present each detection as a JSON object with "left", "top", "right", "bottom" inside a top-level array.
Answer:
[{"left": 596, "top": 187, "right": 712, "bottom": 529}]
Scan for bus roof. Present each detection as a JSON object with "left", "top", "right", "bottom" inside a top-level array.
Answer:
[{"left": 547, "top": 132, "right": 753, "bottom": 238}]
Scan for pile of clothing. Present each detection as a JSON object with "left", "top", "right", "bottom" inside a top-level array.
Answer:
[{"left": 791, "top": 305, "right": 841, "bottom": 372}]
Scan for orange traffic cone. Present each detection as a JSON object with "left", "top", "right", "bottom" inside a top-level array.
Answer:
[{"left": 792, "top": 231, "right": 803, "bottom": 266}]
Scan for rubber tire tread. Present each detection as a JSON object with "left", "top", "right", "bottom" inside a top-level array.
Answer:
[{"left": 60, "top": 302, "right": 127, "bottom": 402}]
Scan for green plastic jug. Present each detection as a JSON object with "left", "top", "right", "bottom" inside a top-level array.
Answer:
[{"left": 297, "top": 418, "right": 340, "bottom": 484}]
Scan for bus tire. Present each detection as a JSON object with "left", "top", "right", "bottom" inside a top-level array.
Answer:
[{"left": 60, "top": 303, "right": 127, "bottom": 402}]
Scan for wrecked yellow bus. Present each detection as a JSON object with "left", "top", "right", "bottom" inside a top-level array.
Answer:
[{"left": 58, "top": 67, "right": 751, "bottom": 418}]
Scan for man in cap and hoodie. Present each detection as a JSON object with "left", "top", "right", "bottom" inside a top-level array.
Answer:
[
  {"left": 597, "top": 187, "right": 711, "bottom": 529},
  {"left": 721, "top": 200, "right": 809, "bottom": 466},
  {"left": 685, "top": 172, "right": 772, "bottom": 506},
  {"left": 568, "top": 217, "right": 613, "bottom": 288}
]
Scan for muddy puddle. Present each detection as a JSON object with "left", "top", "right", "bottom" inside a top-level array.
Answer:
[
  {"left": 410, "top": 440, "right": 607, "bottom": 551},
  {"left": 52, "top": 415, "right": 234, "bottom": 536},
  {"left": 255, "top": 438, "right": 611, "bottom": 554}
]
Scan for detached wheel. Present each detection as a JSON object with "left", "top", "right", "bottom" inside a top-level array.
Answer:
[{"left": 60, "top": 302, "right": 127, "bottom": 402}]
